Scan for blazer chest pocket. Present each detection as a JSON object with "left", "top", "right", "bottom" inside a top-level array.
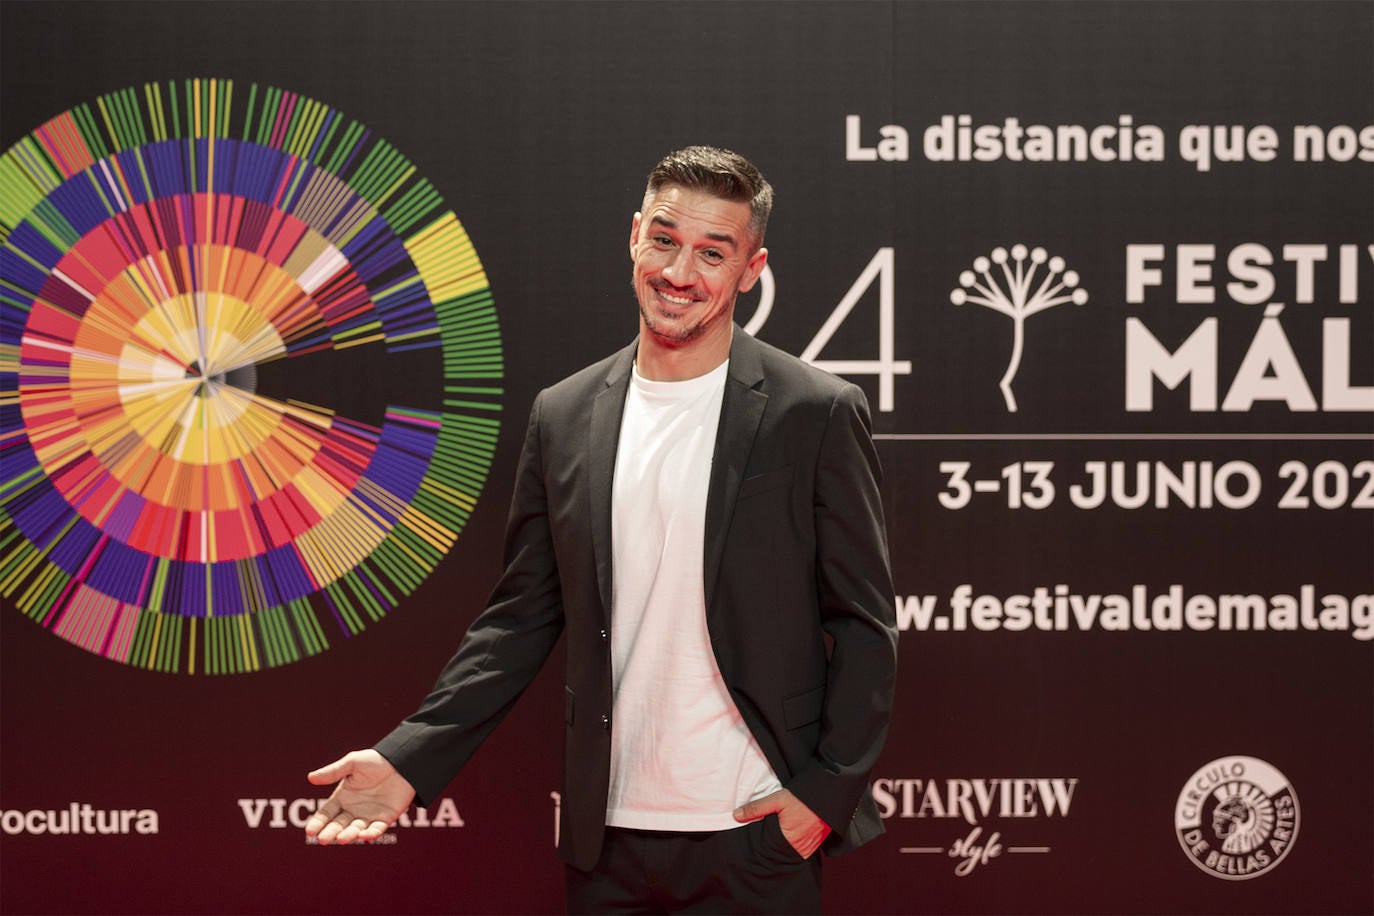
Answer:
[
  {"left": 782, "top": 684, "right": 825, "bottom": 730},
  {"left": 737, "top": 466, "right": 793, "bottom": 501}
]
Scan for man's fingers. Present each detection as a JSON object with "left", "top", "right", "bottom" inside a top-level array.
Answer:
[
  {"left": 733, "top": 789, "right": 785, "bottom": 822},
  {"left": 314, "top": 817, "right": 343, "bottom": 846},
  {"left": 306, "top": 755, "right": 353, "bottom": 786},
  {"left": 335, "top": 817, "right": 366, "bottom": 845},
  {"left": 303, "top": 798, "right": 341, "bottom": 837},
  {"left": 355, "top": 820, "right": 390, "bottom": 842},
  {"left": 304, "top": 750, "right": 404, "bottom": 845},
  {"left": 326, "top": 816, "right": 391, "bottom": 846},
  {"left": 317, "top": 808, "right": 364, "bottom": 846},
  {"left": 309, "top": 799, "right": 397, "bottom": 846}
]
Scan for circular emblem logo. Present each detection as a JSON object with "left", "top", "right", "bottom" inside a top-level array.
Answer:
[
  {"left": 1, "top": 79, "right": 502, "bottom": 674},
  {"left": 1175, "top": 756, "right": 1299, "bottom": 880}
]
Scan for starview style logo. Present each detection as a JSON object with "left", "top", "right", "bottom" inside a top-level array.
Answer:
[{"left": 872, "top": 776, "right": 1077, "bottom": 876}]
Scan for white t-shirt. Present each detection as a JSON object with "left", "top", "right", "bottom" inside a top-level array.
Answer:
[{"left": 604, "top": 360, "right": 781, "bottom": 831}]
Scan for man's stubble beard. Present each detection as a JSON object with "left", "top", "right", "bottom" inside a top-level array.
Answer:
[{"left": 638, "top": 297, "right": 705, "bottom": 345}]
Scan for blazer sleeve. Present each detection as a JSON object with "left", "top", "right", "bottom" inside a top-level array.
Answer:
[
  {"left": 373, "top": 392, "right": 566, "bottom": 804},
  {"left": 786, "top": 383, "right": 899, "bottom": 838}
]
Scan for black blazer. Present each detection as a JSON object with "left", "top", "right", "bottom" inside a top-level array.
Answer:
[{"left": 376, "top": 328, "right": 898, "bottom": 871}]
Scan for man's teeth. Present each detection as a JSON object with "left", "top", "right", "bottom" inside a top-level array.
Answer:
[{"left": 658, "top": 290, "right": 694, "bottom": 305}]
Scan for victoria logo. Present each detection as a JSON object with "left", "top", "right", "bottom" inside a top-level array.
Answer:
[
  {"left": 950, "top": 245, "right": 1088, "bottom": 412},
  {"left": 239, "top": 796, "right": 463, "bottom": 845},
  {"left": 1175, "top": 756, "right": 1299, "bottom": 880}
]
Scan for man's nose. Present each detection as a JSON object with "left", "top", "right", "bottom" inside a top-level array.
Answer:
[{"left": 660, "top": 247, "right": 695, "bottom": 286}]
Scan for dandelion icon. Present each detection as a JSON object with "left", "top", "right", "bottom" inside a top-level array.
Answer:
[{"left": 950, "top": 245, "right": 1088, "bottom": 412}]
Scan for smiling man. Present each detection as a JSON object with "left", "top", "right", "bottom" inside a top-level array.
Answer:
[
  {"left": 631, "top": 179, "right": 767, "bottom": 367},
  {"left": 306, "top": 146, "right": 898, "bottom": 914}
]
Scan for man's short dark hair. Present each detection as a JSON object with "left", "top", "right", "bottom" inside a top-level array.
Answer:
[{"left": 645, "top": 146, "right": 773, "bottom": 247}]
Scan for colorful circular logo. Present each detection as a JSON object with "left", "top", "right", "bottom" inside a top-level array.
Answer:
[
  {"left": 1, "top": 79, "right": 502, "bottom": 674},
  {"left": 1175, "top": 755, "right": 1299, "bottom": 880}
]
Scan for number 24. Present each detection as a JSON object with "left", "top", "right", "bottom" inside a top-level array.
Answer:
[{"left": 742, "top": 248, "right": 910, "bottom": 412}]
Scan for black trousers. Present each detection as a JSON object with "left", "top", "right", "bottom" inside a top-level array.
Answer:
[{"left": 565, "top": 816, "right": 822, "bottom": 915}]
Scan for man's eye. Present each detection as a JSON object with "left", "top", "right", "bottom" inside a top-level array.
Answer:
[
  {"left": 652, "top": 236, "right": 673, "bottom": 248},
  {"left": 702, "top": 249, "right": 725, "bottom": 263}
]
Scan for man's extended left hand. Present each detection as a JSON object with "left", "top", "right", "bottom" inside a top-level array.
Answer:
[{"left": 732, "top": 788, "right": 831, "bottom": 858}]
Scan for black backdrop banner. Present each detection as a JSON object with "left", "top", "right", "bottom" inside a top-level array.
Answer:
[{"left": 2, "top": 2, "right": 1370, "bottom": 913}]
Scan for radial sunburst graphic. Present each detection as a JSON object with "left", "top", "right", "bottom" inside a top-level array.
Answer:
[{"left": 0, "top": 79, "right": 502, "bottom": 674}]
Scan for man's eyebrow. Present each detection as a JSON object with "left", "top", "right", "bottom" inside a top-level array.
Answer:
[{"left": 647, "top": 215, "right": 737, "bottom": 249}]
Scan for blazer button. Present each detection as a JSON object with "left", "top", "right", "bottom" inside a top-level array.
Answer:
[
  {"left": 600, "top": 714, "right": 610, "bottom": 729},
  {"left": 599, "top": 628, "right": 608, "bottom": 642}
]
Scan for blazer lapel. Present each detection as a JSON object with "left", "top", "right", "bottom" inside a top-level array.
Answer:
[
  {"left": 703, "top": 328, "right": 768, "bottom": 615},
  {"left": 589, "top": 342, "right": 635, "bottom": 618}
]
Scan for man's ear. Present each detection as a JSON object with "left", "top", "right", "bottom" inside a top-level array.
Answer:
[
  {"left": 628, "top": 212, "right": 642, "bottom": 260},
  {"left": 738, "top": 247, "right": 768, "bottom": 293}
]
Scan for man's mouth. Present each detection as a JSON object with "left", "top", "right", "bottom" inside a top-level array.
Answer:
[{"left": 651, "top": 285, "right": 700, "bottom": 308}]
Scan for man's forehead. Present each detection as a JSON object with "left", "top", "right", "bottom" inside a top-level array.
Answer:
[{"left": 640, "top": 185, "right": 754, "bottom": 241}]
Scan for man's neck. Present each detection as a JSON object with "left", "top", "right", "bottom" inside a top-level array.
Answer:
[{"left": 635, "top": 324, "right": 733, "bottom": 382}]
